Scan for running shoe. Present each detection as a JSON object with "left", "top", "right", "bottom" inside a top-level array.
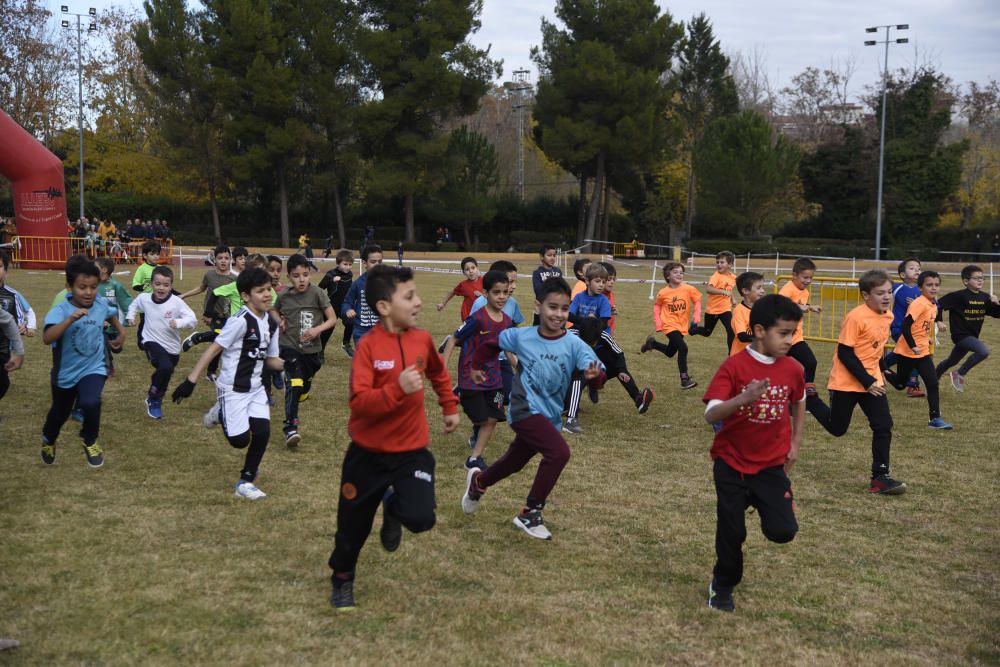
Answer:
[
  {"left": 234, "top": 481, "right": 266, "bottom": 500},
  {"left": 637, "top": 388, "right": 654, "bottom": 414},
  {"left": 512, "top": 509, "right": 552, "bottom": 540},
  {"left": 82, "top": 442, "right": 104, "bottom": 468},
  {"left": 708, "top": 578, "right": 735, "bottom": 612},
  {"left": 868, "top": 474, "right": 907, "bottom": 495}
]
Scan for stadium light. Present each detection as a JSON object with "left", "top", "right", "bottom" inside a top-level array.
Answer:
[{"left": 60, "top": 5, "right": 98, "bottom": 221}]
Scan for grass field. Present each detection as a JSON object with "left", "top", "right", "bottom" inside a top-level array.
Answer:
[{"left": 1, "top": 256, "right": 998, "bottom": 665}]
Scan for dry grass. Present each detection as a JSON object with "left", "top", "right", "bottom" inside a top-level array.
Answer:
[{"left": 1, "top": 259, "right": 997, "bottom": 665}]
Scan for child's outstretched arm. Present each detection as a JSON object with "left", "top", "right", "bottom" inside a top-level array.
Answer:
[
  {"left": 436, "top": 289, "right": 456, "bottom": 311},
  {"left": 43, "top": 308, "right": 88, "bottom": 345},
  {"left": 704, "top": 378, "right": 770, "bottom": 424},
  {"left": 172, "top": 343, "right": 224, "bottom": 402}
]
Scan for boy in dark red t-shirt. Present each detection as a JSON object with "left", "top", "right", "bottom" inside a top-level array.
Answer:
[
  {"left": 702, "top": 294, "right": 806, "bottom": 612},
  {"left": 436, "top": 256, "right": 483, "bottom": 321}
]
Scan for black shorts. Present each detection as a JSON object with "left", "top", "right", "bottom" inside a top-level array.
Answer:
[{"left": 460, "top": 388, "right": 505, "bottom": 424}]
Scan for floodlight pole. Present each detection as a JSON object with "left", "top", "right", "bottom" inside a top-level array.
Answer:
[
  {"left": 62, "top": 6, "right": 97, "bottom": 221},
  {"left": 512, "top": 68, "right": 531, "bottom": 202}
]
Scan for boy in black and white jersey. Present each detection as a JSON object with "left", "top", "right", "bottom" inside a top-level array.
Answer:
[{"left": 172, "top": 268, "right": 284, "bottom": 500}]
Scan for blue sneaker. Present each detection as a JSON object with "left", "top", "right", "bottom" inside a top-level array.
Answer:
[
  {"left": 928, "top": 417, "right": 953, "bottom": 430},
  {"left": 70, "top": 408, "right": 84, "bottom": 423},
  {"left": 145, "top": 397, "right": 163, "bottom": 420},
  {"left": 272, "top": 373, "right": 284, "bottom": 390}
]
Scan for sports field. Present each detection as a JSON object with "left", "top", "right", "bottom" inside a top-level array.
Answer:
[{"left": 1, "top": 254, "right": 997, "bottom": 664}]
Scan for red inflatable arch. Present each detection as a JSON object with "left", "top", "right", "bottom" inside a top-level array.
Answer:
[{"left": 0, "top": 108, "right": 70, "bottom": 269}]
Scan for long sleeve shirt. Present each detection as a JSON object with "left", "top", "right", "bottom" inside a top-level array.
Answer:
[{"left": 126, "top": 293, "right": 197, "bottom": 355}]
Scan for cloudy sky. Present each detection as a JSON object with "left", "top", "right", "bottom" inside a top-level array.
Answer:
[{"left": 472, "top": 0, "right": 1000, "bottom": 100}]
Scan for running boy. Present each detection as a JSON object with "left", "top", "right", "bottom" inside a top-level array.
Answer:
[
  {"left": 778, "top": 258, "right": 821, "bottom": 395},
  {"left": 884, "top": 270, "right": 952, "bottom": 429},
  {"left": 599, "top": 261, "right": 619, "bottom": 334},
  {"left": 0, "top": 252, "right": 37, "bottom": 337},
  {"left": 267, "top": 255, "right": 285, "bottom": 295},
  {"left": 443, "top": 269, "right": 514, "bottom": 470},
  {"left": 327, "top": 265, "right": 459, "bottom": 611},
  {"left": 180, "top": 245, "right": 234, "bottom": 366},
  {"left": 318, "top": 249, "right": 355, "bottom": 356},
  {"left": 131, "top": 240, "right": 161, "bottom": 293},
  {"left": 806, "top": 270, "right": 906, "bottom": 495},
  {"left": 95, "top": 256, "right": 133, "bottom": 321},
  {"left": 934, "top": 264, "right": 1000, "bottom": 392},
  {"left": 691, "top": 250, "right": 737, "bottom": 350},
  {"left": 461, "top": 277, "right": 604, "bottom": 540},
  {"left": 729, "top": 271, "right": 765, "bottom": 357},
  {"left": 41, "top": 255, "right": 126, "bottom": 468},
  {"left": 641, "top": 262, "right": 702, "bottom": 389},
  {"left": 885, "top": 258, "right": 924, "bottom": 397},
  {"left": 0, "top": 251, "right": 32, "bottom": 402},
  {"left": 436, "top": 256, "right": 483, "bottom": 322},
  {"left": 171, "top": 267, "right": 284, "bottom": 500},
  {"left": 0, "top": 307, "right": 25, "bottom": 410},
  {"left": 274, "top": 253, "right": 337, "bottom": 447},
  {"left": 126, "top": 265, "right": 197, "bottom": 419},
  {"left": 341, "top": 244, "right": 384, "bottom": 345},
  {"left": 531, "top": 244, "right": 563, "bottom": 326},
  {"left": 702, "top": 294, "right": 805, "bottom": 612}
]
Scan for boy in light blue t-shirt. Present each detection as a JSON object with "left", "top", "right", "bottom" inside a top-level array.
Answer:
[{"left": 41, "top": 255, "right": 125, "bottom": 468}]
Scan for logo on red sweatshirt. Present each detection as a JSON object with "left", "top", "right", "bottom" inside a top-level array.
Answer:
[{"left": 374, "top": 359, "right": 395, "bottom": 370}]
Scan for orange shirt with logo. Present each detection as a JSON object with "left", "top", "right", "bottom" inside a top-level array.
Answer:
[
  {"left": 654, "top": 283, "right": 702, "bottom": 335},
  {"left": 707, "top": 271, "right": 737, "bottom": 315},
  {"left": 894, "top": 295, "right": 936, "bottom": 358},
  {"left": 827, "top": 304, "right": 893, "bottom": 392},
  {"left": 778, "top": 280, "right": 810, "bottom": 344},
  {"left": 729, "top": 302, "right": 752, "bottom": 356}
]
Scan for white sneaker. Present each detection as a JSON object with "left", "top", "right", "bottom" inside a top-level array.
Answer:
[
  {"left": 512, "top": 509, "right": 552, "bottom": 540},
  {"left": 949, "top": 370, "right": 965, "bottom": 393},
  {"left": 461, "top": 467, "right": 483, "bottom": 514},
  {"left": 234, "top": 481, "right": 266, "bottom": 500},
  {"left": 203, "top": 402, "right": 221, "bottom": 428}
]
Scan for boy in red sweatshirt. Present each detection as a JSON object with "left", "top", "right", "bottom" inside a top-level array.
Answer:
[{"left": 328, "top": 264, "right": 459, "bottom": 611}]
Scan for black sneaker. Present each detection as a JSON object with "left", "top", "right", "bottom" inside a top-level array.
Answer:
[
  {"left": 588, "top": 384, "right": 599, "bottom": 404},
  {"left": 181, "top": 332, "right": 197, "bottom": 352},
  {"left": 41, "top": 439, "right": 56, "bottom": 465},
  {"left": 437, "top": 334, "right": 452, "bottom": 354},
  {"left": 341, "top": 343, "right": 353, "bottom": 358},
  {"left": 708, "top": 578, "right": 735, "bottom": 612},
  {"left": 82, "top": 442, "right": 104, "bottom": 468},
  {"left": 379, "top": 488, "right": 402, "bottom": 552},
  {"left": 869, "top": 474, "right": 907, "bottom": 495},
  {"left": 330, "top": 575, "right": 356, "bottom": 612},
  {"left": 465, "top": 455, "right": 487, "bottom": 471},
  {"left": 639, "top": 335, "right": 656, "bottom": 354},
  {"left": 636, "top": 388, "right": 654, "bottom": 414},
  {"left": 284, "top": 429, "right": 301, "bottom": 448},
  {"left": 681, "top": 377, "right": 698, "bottom": 390}
]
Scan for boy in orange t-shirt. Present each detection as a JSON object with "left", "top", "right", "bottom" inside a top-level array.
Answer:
[
  {"left": 729, "top": 271, "right": 765, "bottom": 357},
  {"left": 778, "top": 258, "right": 822, "bottom": 394},
  {"left": 805, "top": 270, "right": 906, "bottom": 495},
  {"left": 884, "top": 270, "right": 952, "bottom": 430},
  {"left": 641, "top": 261, "right": 702, "bottom": 389},
  {"left": 692, "top": 251, "right": 737, "bottom": 350},
  {"left": 599, "top": 261, "right": 618, "bottom": 334}
]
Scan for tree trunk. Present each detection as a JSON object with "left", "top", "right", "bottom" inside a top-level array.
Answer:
[
  {"left": 576, "top": 177, "right": 587, "bottom": 245},
  {"left": 583, "top": 151, "right": 604, "bottom": 244},
  {"left": 333, "top": 173, "right": 346, "bottom": 248},
  {"left": 278, "top": 162, "right": 290, "bottom": 248},
  {"left": 404, "top": 193, "right": 415, "bottom": 243},
  {"left": 464, "top": 221, "right": 473, "bottom": 251},
  {"left": 684, "top": 163, "right": 696, "bottom": 240},
  {"left": 209, "top": 175, "right": 221, "bottom": 244},
  {"left": 600, "top": 177, "right": 611, "bottom": 251}
]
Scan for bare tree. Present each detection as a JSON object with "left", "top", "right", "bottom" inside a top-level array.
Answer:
[
  {"left": 729, "top": 46, "right": 776, "bottom": 120},
  {"left": 778, "top": 57, "right": 859, "bottom": 147}
]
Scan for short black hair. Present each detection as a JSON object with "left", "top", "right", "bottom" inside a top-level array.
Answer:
[
  {"left": 961, "top": 264, "right": 983, "bottom": 281},
  {"left": 214, "top": 244, "right": 231, "bottom": 257},
  {"left": 141, "top": 240, "right": 161, "bottom": 256},
  {"left": 286, "top": 254, "right": 309, "bottom": 273},
  {"left": 365, "top": 264, "right": 414, "bottom": 312},
  {"left": 736, "top": 271, "right": 764, "bottom": 295},
  {"left": 792, "top": 257, "right": 816, "bottom": 274},
  {"left": 716, "top": 250, "right": 735, "bottom": 265},
  {"left": 573, "top": 257, "right": 592, "bottom": 278},
  {"left": 461, "top": 256, "right": 478, "bottom": 270},
  {"left": 267, "top": 254, "right": 282, "bottom": 267},
  {"left": 539, "top": 244, "right": 557, "bottom": 256},
  {"left": 237, "top": 267, "right": 272, "bottom": 296},
  {"left": 749, "top": 294, "right": 802, "bottom": 330},
  {"left": 488, "top": 259, "right": 517, "bottom": 274},
  {"left": 538, "top": 276, "right": 570, "bottom": 302},
  {"left": 0, "top": 250, "right": 9, "bottom": 271},
  {"left": 917, "top": 270, "right": 940, "bottom": 286},
  {"left": 572, "top": 317, "right": 603, "bottom": 346},
  {"left": 482, "top": 269, "right": 510, "bottom": 292},
  {"left": 95, "top": 256, "right": 115, "bottom": 275},
  {"left": 897, "top": 257, "right": 920, "bottom": 276},
  {"left": 335, "top": 249, "right": 354, "bottom": 265},
  {"left": 858, "top": 269, "right": 891, "bottom": 294},
  {"left": 151, "top": 265, "right": 173, "bottom": 282},
  {"left": 232, "top": 246, "right": 249, "bottom": 258},
  {"left": 66, "top": 254, "right": 99, "bottom": 286},
  {"left": 361, "top": 244, "right": 383, "bottom": 261},
  {"left": 599, "top": 261, "right": 616, "bottom": 277}
]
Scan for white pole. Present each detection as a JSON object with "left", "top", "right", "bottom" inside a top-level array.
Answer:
[
  {"left": 991, "top": 262, "right": 994, "bottom": 295},
  {"left": 179, "top": 246, "right": 183, "bottom": 282},
  {"left": 746, "top": 252, "right": 751, "bottom": 272},
  {"left": 649, "top": 261, "right": 658, "bottom": 300},
  {"left": 774, "top": 251, "right": 780, "bottom": 279},
  {"left": 852, "top": 257, "right": 856, "bottom": 280}
]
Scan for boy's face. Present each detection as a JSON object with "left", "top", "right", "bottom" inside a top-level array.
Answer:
[
  {"left": 486, "top": 281, "right": 509, "bottom": 311},
  {"left": 365, "top": 252, "right": 383, "bottom": 270},
  {"left": 754, "top": 318, "right": 798, "bottom": 358},
  {"left": 151, "top": 273, "right": 173, "bottom": 300},
  {"left": 604, "top": 275, "right": 615, "bottom": 292},
  {"left": 69, "top": 274, "right": 99, "bottom": 308},
  {"left": 506, "top": 271, "right": 518, "bottom": 295},
  {"left": 215, "top": 252, "right": 232, "bottom": 273},
  {"left": 744, "top": 280, "right": 766, "bottom": 304},
  {"left": 98, "top": 266, "right": 110, "bottom": 282},
  {"left": 667, "top": 266, "right": 684, "bottom": 285},
  {"left": 792, "top": 269, "right": 814, "bottom": 289},
  {"left": 0, "top": 262, "right": 8, "bottom": 284},
  {"left": 587, "top": 276, "right": 605, "bottom": 295},
  {"left": 289, "top": 265, "right": 311, "bottom": 292},
  {"left": 242, "top": 284, "right": 272, "bottom": 314},
  {"left": 536, "top": 291, "right": 570, "bottom": 333},
  {"left": 963, "top": 271, "right": 985, "bottom": 292},
  {"left": 463, "top": 262, "right": 479, "bottom": 280},
  {"left": 920, "top": 276, "right": 941, "bottom": 299},
  {"left": 338, "top": 259, "right": 353, "bottom": 273},
  {"left": 144, "top": 251, "right": 160, "bottom": 265},
  {"left": 716, "top": 257, "right": 731, "bottom": 273},
  {"left": 233, "top": 255, "right": 247, "bottom": 272},
  {"left": 576, "top": 262, "right": 591, "bottom": 280},
  {"left": 268, "top": 261, "right": 282, "bottom": 285},
  {"left": 541, "top": 249, "right": 557, "bottom": 267},
  {"left": 380, "top": 279, "right": 421, "bottom": 330},
  {"left": 862, "top": 280, "right": 893, "bottom": 313},
  {"left": 901, "top": 261, "right": 921, "bottom": 284}
]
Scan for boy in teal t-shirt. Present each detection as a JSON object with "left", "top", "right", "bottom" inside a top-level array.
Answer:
[{"left": 132, "top": 240, "right": 161, "bottom": 293}]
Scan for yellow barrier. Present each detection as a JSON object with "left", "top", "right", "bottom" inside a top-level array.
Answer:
[
  {"left": 612, "top": 241, "right": 646, "bottom": 258},
  {"left": 9, "top": 236, "right": 173, "bottom": 267}
]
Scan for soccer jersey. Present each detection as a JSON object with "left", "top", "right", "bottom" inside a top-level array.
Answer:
[
  {"left": 895, "top": 294, "right": 936, "bottom": 358},
  {"left": 654, "top": 283, "right": 701, "bottom": 335},
  {"left": 778, "top": 281, "right": 810, "bottom": 344},
  {"left": 0, "top": 309, "right": 23, "bottom": 357},
  {"left": 275, "top": 283, "right": 330, "bottom": 354},
  {"left": 132, "top": 262, "right": 156, "bottom": 293},
  {"left": 827, "top": 304, "right": 893, "bottom": 392},
  {"left": 127, "top": 293, "right": 197, "bottom": 355},
  {"left": 341, "top": 272, "right": 378, "bottom": 333},
  {"left": 0, "top": 284, "right": 29, "bottom": 354},
  {"left": 453, "top": 277, "right": 484, "bottom": 321},
  {"left": 730, "top": 302, "right": 753, "bottom": 357},
  {"left": 213, "top": 282, "right": 278, "bottom": 319},
  {"left": 454, "top": 307, "right": 515, "bottom": 390},
  {"left": 891, "top": 282, "right": 921, "bottom": 337},
  {"left": 43, "top": 294, "right": 118, "bottom": 388},
  {"left": 214, "top": 307, "right": 280, "bottom": 393},
  {"left": 706, "top": 271, "right": 737, "bottom": 315},
  {"left": 470, "top": 294, "right": 524, "bottom": 325},
  {"left": 704, "top": 346, "right": 806, "bottom": 475},
  {"left": 531, "top": 265, "right": 564, "bottom": 299},
  {"left": 569, "top": 291, "right": 612, "bottom": 333},
  {"left": 201, "top": 270, "right": 235, "bottom": 318}
]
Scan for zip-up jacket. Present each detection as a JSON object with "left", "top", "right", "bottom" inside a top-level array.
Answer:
[{"left": 348, "top": 324, "right": 458, "bottom": 453}]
